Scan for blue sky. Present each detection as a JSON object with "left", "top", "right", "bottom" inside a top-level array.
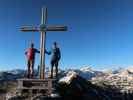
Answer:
[{"left": 0, "top": 0, "right": 133, "bottom": 70}]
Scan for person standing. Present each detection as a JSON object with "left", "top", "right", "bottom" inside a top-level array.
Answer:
[
  {"left": 25, "top": 43, "right": 40, "bottom": 78},
  {"left": 47, "top": 42, "right": 61, "bottom": 78}
]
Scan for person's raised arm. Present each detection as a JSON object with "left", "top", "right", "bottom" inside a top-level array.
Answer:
[
  {"left": 35, "top": 49, "right": 40, "bottom": 53},
  {"left": 45, "top": 49, "right": 51, "bottom": 55}
]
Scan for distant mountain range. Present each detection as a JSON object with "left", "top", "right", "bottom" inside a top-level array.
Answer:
[
  {"left": 1, "top": 66, "right": 133, "bottom": 100},
  {"left": 0, "top": 66, "right": 133, "bottom": 80},
  {"left": 0, "top": 66, "right": 133, "bottom": 91},
  {"left": 0, "top": 66, "right": 103, "bottom": 81},
  {"left": 0, "top": 67, "right": 133, "bottom": 88}
]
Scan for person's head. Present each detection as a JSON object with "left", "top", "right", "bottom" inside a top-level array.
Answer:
[
  {"left": 30, "top": 43, "right": 34, "bottom": 48},
  {"left": 53, "top": 42, "right": 57, "bottom": 48}
]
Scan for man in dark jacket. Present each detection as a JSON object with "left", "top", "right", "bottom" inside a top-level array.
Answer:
[
  {"left": 47, "top": 42, "right": 61, "bottom": 78},
  {"left": 25, "top": 43, "right": 40, "bottom": 78}
]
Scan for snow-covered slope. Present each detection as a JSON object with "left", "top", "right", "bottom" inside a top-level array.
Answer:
[
  {"left": 0, "top": 69, "right": 25, "bottom": 81},
  {"left": 91, "top": 67, "right": 133, "bottom": 92},
  {"left": 59, "top": 66, "right": 103, "bottom": 80}
]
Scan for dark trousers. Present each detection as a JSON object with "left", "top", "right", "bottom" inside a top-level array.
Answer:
[
  {"left": 27, "top": 59, "right": 34, "bottom": 78},
  {"left": 51, "top": 60, "right": 59, "bottom": 78}
]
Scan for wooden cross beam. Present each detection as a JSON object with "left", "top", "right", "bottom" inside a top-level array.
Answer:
[{"left": 20, "top": 7, "right": 67, "bottom": 79}]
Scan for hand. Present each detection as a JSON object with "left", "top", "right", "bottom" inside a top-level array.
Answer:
[
  {"left": 25, "top": 52, "right": 27, "bottom": 55},
  {"left": 46, "top": 52, "right": 50, "bottom": 55}
]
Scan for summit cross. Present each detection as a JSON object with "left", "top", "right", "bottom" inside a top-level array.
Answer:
[{"left": 20, "top": 7, "right": 67, "bottom": 79}]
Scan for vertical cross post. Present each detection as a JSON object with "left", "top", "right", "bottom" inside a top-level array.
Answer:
[{"left": 39, "top": 7, "right": 47, "bottom": 79}]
